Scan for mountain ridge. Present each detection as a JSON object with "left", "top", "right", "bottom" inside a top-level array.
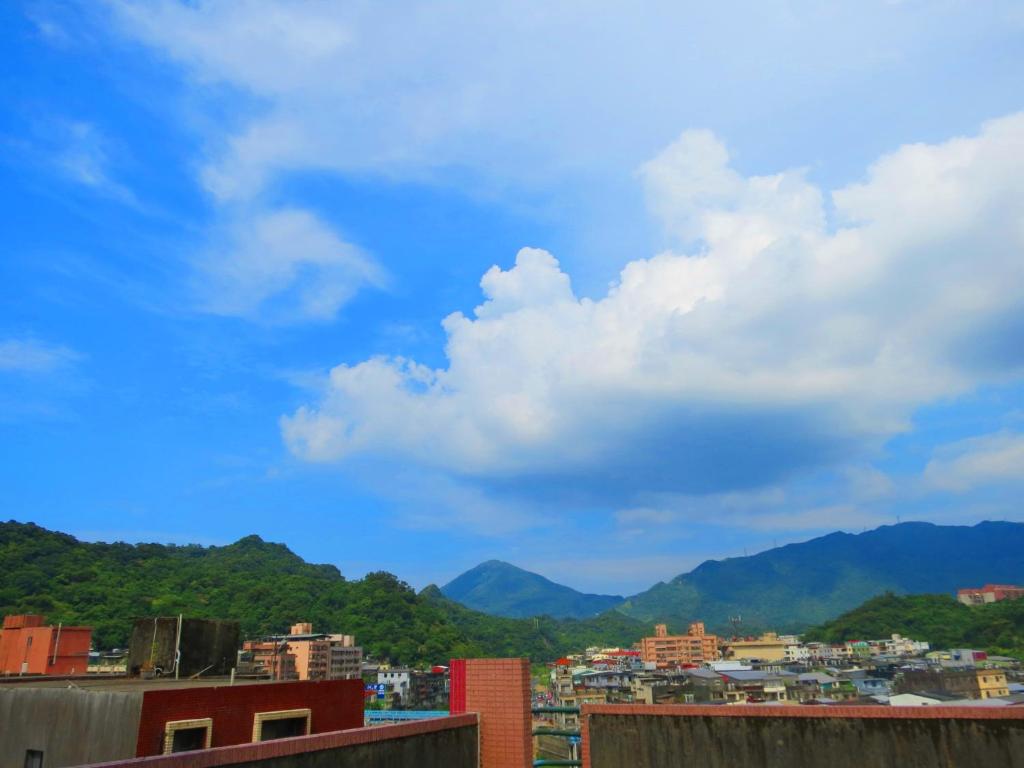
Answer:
[
  {"left": 441, "top": 559, "right": 623, "bottom": 619},
  {"left": 442, "top": 521, "right": 1024, "bottom": 633},
  {"left": 619, "top": 520, "right": 1024, "bottom": 632},
  {"left": 0, "top": 520, "right": 642, "bottom": 664}
]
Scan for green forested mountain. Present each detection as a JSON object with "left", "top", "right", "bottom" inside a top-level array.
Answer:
[
  {"left": 0, "top": 521, "right": 642, "bottom": 664},
  {"left": 804, "top": 592, "right": 1024, "bottom": 658},
  {"left": 617, "top": 521, "right": 1024, "bottom": 633},
  {"left": 441, "top": 560, "right": 623, "bottom": 619},
  {"left": 422, "top": 586, "right": 643, "bottom": 657}
]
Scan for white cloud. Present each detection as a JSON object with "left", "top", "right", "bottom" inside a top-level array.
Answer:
[
  {"left": 282, "top": 114, "right": 1024, "bottom": 500},
  {"left": 107, "top": 1, "right": 1016, "bottom": 200},
  {"left": 923, "top": 431, "right": 1024, "bottom": 492},
  {"left": 105, "top": 1, "right": 1024, "bottom": 328},
  {"left": 615, "top": 507, "right": 676, "bottom": 526},
  {"left": 195, "top": 208, "right": 385, "bottom": 323},
  {"left": 0, "top": 339, "right": 81, "bottom": 373},
  {"left": 54, "top": 122, "right": 137, "bottom": 204}
]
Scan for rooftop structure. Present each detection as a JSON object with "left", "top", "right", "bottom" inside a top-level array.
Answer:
[
  {"left": 126, "top": 617, "right": 239, "bottom": 678},
  {"left": 0, "top": 614, "right": 92, "bottom": 677}
]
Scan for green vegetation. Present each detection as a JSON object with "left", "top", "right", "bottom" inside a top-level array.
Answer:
[
  {"left": 422, "top": 586, "right": 643, "bottom": 658},
  {"left": 0, "top": 521, "right": 642, "bottom": 666},
  {"left": 804, "top": 592, "right": 1024, "bottom": 658},
  {"left": 441, "top": 560, "right": 622, "bottom": 619},
  {"left": 618, "top": 521, "right": 1024, "bottom": 633}
]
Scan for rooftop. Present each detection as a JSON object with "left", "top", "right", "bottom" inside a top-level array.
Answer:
[{"left": 0, "top": 675, "right": 285, "bottom": 693}]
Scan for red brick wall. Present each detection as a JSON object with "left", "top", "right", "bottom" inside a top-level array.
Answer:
[
  {"left": 135, "top": 679, "right": 363, "bottom": 756},
  {"left": 83, "top": 715, "right": 479, "bottom": 768},
  {"left": 450, "top": 658, "right": 531, "bottom": 768}
]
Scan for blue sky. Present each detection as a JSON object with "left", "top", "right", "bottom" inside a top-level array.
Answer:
[{"left": 2, "top": 1, "right": 1023, "bottom": 595}]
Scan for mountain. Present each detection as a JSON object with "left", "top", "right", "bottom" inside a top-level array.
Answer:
[
  {"left": 421, "top": 586, "right": 643, "bottom": 658},
  {"left": 618, "top": 521, "right": 1024, "bottom": 633},
  {"left": 0, "top": 521, "right": 641, "bottom": 664},
  {"left": 804, "top": 592, "right": 1024, "bottom": 658},
  {"left": 441, "top": 560, "right": 624, "bottom": 619}
]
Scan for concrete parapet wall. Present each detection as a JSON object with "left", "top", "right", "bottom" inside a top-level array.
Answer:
[
  {"left": 0, "top": 686, "right": 143, "bottom": 768},
  {"left": 82, "top": 714, "right": 478, "bottom": 768},
  {"left": 581, "top": 704, "right": 1024, "bottom": 768}
]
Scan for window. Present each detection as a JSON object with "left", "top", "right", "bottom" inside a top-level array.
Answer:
[
  {"left": 252, "top": 709, "right": 311, "bottom": 742},
  {"left": 162, "top": 719, "right": 213, "bottom": 754},
  {"left": 24, "top": 751, "right": 43, "bottom": 768}
]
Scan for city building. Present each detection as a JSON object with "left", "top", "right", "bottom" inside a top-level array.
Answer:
[
  {"left": 379, "top": 668, "right": 413, "bottom": 701},
  {"left": 0, "top": 614, "right": 92, "bottom": 676},
  {"left": 243, "top": 623, "right": 362, "bottom": 682},
  {"left": 896, "top": 668, "right": 1010, "bottom": 700},
  {"left": 721, "top": 632, "right": 788, "bottom": 662},
  {"left": 639, "top": 622, "right": 720, "bottom": 668},
  {"left": 719, "top": 669, "right": 794, "bottom": 703},
  {"left": 376, "top": 667, "right": 449, "bottom": 709},
  {"left": 240, "top": 639, "right": 298, "bottom": 680},
  {"left": 957, "top": 584, "right": 1024, "bottom": 605}
]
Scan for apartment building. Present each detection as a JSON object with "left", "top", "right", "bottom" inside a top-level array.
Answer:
[
  {"left": 243, "top": 623, "right": 362, "bottom": 682},
  {"left": 721, "top": 632, "right": 788, "bottom": 662},
  {"left": 896, "top": 668, "right": 1010, "bottom": 700},
  {"left": 640, "top": 622, "right": 720, "bottom": 668},
  {"left": 241, "top": 639, "right": 298, "bottom": 680}
]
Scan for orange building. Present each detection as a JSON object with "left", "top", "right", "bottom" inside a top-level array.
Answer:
[
  {"left": 284, "top": 623, "right": 361, "bottom": 681},
  {"left": 241, "top": 639, "right": 298, "bottom": 680},
  {"left": 243, "top": 623, "right": 361, "bottom": 681},
  {"left": 0, "top": 614, "right": 92, "bottom": 676},
  {"left": 639, "top": 622, "right": 719, "bottom": 668}
]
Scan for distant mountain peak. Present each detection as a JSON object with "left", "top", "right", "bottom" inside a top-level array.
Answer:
[{"left": 442, "top": 561, "right": 624, "bottom": 620}]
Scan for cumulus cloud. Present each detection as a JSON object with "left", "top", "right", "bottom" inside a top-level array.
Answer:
[
  {"left": 195, "top": 208, "right": 385, "bottom": 323},
  {"left": 0, "top": 338, "right": 81, "bottom": 373},
  {"left": 923, "top": 431, "right": 1024, "bottom": 492},
  {"left": 280, "top": 114, "right": 1024, "bottom": 501}
]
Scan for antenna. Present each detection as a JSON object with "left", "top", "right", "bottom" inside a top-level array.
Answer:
[{"left": 729, "top": 616, "right": 743, "bottom": 636}]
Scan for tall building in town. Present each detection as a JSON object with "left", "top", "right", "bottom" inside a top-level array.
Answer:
[
  {"left": 243, "top": 623, "right": 362, "bottom": 681},
  {"left": 639, "top": 622, "right": 720, "bottom": 667}
]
